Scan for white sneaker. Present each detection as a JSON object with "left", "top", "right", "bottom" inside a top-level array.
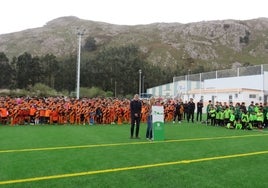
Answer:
[{"left": 173, "top": 121, "right": 175, "bottom": 123}]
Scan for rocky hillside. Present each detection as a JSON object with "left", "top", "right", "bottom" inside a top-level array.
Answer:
[{"left": 1, "top": 16, "right": 268, "bottom": 71}]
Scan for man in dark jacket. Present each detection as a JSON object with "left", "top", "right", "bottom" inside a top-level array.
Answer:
[
  {"left": 130, "top": 94, "right": 142, "bottom": 138},
  {"left": 196, "top": 100, "right": 203, "bottom": 122},
  {"left": 187, "top": 98, "right": 195, "bottom": 123}
]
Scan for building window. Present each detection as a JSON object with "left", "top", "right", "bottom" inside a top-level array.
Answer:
[
  {"left": 228, "top": 95, "right": 232, "bottom": 103},
  {"left": 249, "top": 94, "right": 256, "bottom": 98},
  {"left": 235, "top": 93, "right": 238, "bottom": 98}
]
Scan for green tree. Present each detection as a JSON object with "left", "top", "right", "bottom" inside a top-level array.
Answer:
[
  {"left": 83, "top": 36, "right": 97, "bottom": 51},
  {"left": 16, "top": 52, "right": 41, "bottom": 89},
  {"left": 29, "top": 56, "right": 42, "bottom": 86},
  {"left": 16, "top": 52, "right": 32, "bottom": 89},
  {"left": 55, "top": 55, "right": 76, "bottom": 93},
  {"left": 40, "top": 54, "right": 59, "bottom": 89},
  {"left": 30, "top": 83, "right": 57, "bottom": 97},
  {"left": 83, "top": 44, "right": 175, "bottom": 96},
  {"left": 0, "top": 52, "right": 12, "bottom": 89},
  {"left": 90, "top": 45, "right": 147, "bottom": 95}
]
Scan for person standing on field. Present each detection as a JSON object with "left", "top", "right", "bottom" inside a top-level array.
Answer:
[
  {"left": 196, "top": 99, "right": 203, "bottom": 122},
  {"left": 173, "top": 99, "right": 180, "bottom": 123},
  {"left": 173, "top": 99, "right": 184, "bottom": 124},
  {"left": 183, "top": 101, "right": 188, "bottom": 120},
  {"left": 130, "top": 94, "right": 142, "bottom": 139},
  {"left": 206, "top": 100, "right": 213, "bottom": 124},
  {"left": 187, "top": 98, "right": 195, "bottom": 123}
]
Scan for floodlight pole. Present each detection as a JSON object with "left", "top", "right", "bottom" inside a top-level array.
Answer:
[
  {"left": 76, "top": 31, "right": 83, "bottom": 99},
  {"left": 139, "top": 69, "right": 142, "bottom": 96},
  {"left": 142, "top": 75, "right": 145, "bottom": 93}
]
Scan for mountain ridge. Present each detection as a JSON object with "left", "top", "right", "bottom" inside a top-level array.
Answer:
[{"left": 1, "top": 16, "right": 268, "bottom": 72}]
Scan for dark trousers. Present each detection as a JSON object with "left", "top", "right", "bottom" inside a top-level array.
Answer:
[
  {"left": 131, "top": 116, "right": 141, "bottom": 137},
  {"left": 211, "top": 117, "right": 216, "bottom": 126},
  {"left": 196, "top": 111, "right": 202, "bottom": 121},
  {"left": 184, "top": 112, "right": 187, "bottom": 120},
  {"left": 187, "top": 112, "right": 194, "bottom": 123},
  {"left": 173, "top": 112, "right": 183, "bottom": 122},
  {"left": 146, "top": 115, "right": 153, "bottom": 139}
]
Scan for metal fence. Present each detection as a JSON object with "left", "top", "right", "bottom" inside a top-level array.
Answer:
[{"left": 173, "top": 64, "right": 267, "bottom": 88}]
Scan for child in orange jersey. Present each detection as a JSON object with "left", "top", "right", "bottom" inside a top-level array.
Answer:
[
  {"left": 29, "top": 105, "right": 37, "bottom": 124},
  {"left": 0, "top": 105, "right": 9, "bottom": 125},
  {"left": 51, "top": 108, "right": 59, "bottom": 124}
]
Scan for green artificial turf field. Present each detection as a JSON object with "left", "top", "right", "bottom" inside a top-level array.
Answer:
[{"left": 0, "top": 122, "right": 267, "bottom": 188}]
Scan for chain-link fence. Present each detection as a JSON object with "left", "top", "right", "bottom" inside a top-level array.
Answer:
[
  {"left": 173, "top": 64, "right": 264, "bottom": 90},
  {"left": 147, "top": 64, "right": 267, "bottom": 102}
]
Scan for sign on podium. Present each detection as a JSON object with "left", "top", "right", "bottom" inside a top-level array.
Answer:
[{"left": 152, "top": 105, "right": 164, "bottom": 141}]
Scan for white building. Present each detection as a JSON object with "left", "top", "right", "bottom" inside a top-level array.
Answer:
[{"left": 147, "top": 64, "right": 268, "bottom": 106}]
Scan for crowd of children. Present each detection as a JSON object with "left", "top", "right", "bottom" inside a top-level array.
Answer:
[
  {"left": 206, "top": 100, "right": 268, "bottom": 130},
  {"left": 0, "top": 96, "right": 134, "bottom": 125},
  {"left": 0, "top": 96, "right": 267, "bottom": 130},
  {"left": 0, "top": 96, "right": 177, "bottom": 125}
]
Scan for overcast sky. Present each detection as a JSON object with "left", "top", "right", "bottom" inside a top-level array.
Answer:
[{"left": 1, "top": 0, "right": 267, "bottom": 35}]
